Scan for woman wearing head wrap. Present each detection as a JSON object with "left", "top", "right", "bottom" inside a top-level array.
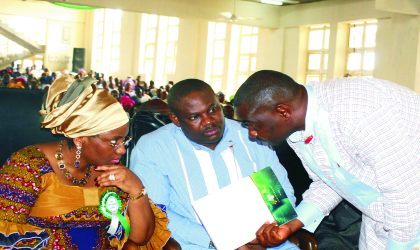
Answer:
[{"left": 0, "top": 75, "right": 171, "bottom": 249}]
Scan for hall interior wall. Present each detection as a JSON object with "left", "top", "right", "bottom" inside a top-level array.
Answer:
[{"left": 3, "top": 0, "right": 420, "bottom": 93}]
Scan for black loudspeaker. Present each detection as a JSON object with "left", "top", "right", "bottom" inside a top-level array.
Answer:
[{"left": 72, "top": 48, "right": 85, "bottom": 73}]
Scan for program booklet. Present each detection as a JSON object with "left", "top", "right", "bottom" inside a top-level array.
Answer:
[{"left": 192, "top": 167, "right": 297, "bottom": 250}]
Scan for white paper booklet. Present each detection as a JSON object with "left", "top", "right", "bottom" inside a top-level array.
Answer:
[
  {"left": 192, "top": 176, "right": 273, "bottom": 250},
  {"left": 192, "top": 167, "right": 297, "bottom": 250}
]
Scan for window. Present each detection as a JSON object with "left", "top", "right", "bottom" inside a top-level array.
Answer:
[
  {"left": 162, "top": 16, "right": 179, "bottom": 85},
  {"left": 139, "top": 14, "right": 179, "bottom": 86},
  {"left": 306, "top": 25, "right": 329, "bottom": 84},
  {"left": 205, "top": 22, "right": 227, "bottom": 92},
  {"left": 235, "top": 26, "right": 258, "bottom": 90},
  {"left": 205, "top": 23, "right": 259, "bottom": 97},
  {"left": 345, "top": 20, "right": 377, "bottom": 77},
  {"left": 91, "top": 9, "right": 122, "bottom": 77}
]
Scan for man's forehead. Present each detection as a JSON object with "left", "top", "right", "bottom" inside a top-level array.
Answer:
[{"left": 179, "top": 92, "right": 217, "bottom": 112}]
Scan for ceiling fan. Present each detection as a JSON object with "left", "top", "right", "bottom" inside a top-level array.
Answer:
[
  {"left": 218, "top": 0, "right": 262, "bottom": 22},
  {"left": 260, "top": 0, "right": 299, "bottom": 5},
  {"left": 243, "top": 0, "right": 300, "bottom": 6}
]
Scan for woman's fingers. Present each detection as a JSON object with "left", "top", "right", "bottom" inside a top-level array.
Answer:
[{"left": 94, "top": 166, "right": 144, "bottom": 196}]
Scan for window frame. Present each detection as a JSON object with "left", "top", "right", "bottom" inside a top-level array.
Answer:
[
  {"left": 345, "top": 20, "right": 377, "bottom": 77},
  {"left": 305, "top": 25, "right": 330, "bottom": 84}
]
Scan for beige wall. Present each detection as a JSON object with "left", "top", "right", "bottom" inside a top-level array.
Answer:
[
  {"left": 4, "top": 0, "right": 420, "bottom": 94},
  {"left": 0, "top": 0, "right": 87, "bottom": 73},
  {"left": 276, "top": 0, "right": 420, "bottom": 93},
  {"left": 45, "top": 20, "right": 86, "bottom": 72}
]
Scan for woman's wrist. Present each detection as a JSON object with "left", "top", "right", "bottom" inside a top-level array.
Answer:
[{"left": 129, "top": 187, "right": 147, "bottom": 200}]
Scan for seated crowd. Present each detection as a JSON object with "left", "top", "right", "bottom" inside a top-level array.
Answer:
[
  {"left": 0, "top": 64, "right": 237, "bottom": 120},
  {"left": 1, "top": 64, "right": 419, "bottom": 250}
]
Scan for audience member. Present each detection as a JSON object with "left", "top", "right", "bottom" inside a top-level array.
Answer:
[
  {"left": 217, "top": 90, "right": 227, "bottom": 104},
  {"left": 151, "top": 88, "right": 162, "bottom": 100},
  {"left": 135, "top": 79, "right": 146, "bottom": 93},
  {"left": 122, "top": 76, "right": 134, "bottom": 87},
  {"left": 6, "top": 81, "right": 25, "bottom": 89},
  {"left": 137, "top": 88, "right": 152, "bottom": 103},
  {"left": 78, "top": 68, "right": 87, "bottom": 78},
  {"left": 30, "top": 65, "right": 41, "bottom": 78},
  {"left": 115, "top": 77, "right": 120, "bottom": 86},
  {"left": 1, "top": 73, "right": 11, "bottom": 87},
  {"left": 39, "top": 72, "right": 49, "bottom": 87},
  {"left": 131, "top": 89, "right": 142, "bottom": 104},
  {"left": 143, "top": 81, "right": 150, "bottom": 95},
  {"left": 124, "top": 81, "right": 136, "bottom": 97},
  {"left": 164, "top": 83, "right": 171, "bottom": 93},
  {"left": 61, "top": 69, "right": 70, "bottom": 76},
  {"left": 108, "top": 76, "right": 118, "bottom": 90},
  {"left": 137, "top": 99, "right": 170, "bottom": 115},
  {"left": 161, "top": 90, "right": 168, "bottom": 102},
  {"left": 30, "top": 76, "right": 40, "bottom": 89},
  {"left": 0, "top": 75, "right": 170, "bottom": 249},
  {"left": 130, "top": 78, "right": 298, "bottom": 250},
  {"left": 110, "top": 89, "right": 120, "bottom": 100},
  {"left": 222, "top": 104, "right": 234, "bottom": 119},
  {"left": 149, "top": 80, "right": 157, "bottom": 97},
  {"left": 119, "top": 94, "right": 136, "bottom": 113}
]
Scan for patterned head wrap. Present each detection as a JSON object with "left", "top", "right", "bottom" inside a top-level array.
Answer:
[{"left": 39, "top": 75, "right": 128, "bottom": 138}]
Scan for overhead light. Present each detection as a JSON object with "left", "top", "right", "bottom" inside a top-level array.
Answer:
[
  {"left": 35, "top": 55, "right": 44, "bottom": 58},
  {"left": 261, "top": 0, "right": 283, "bottom": 5}
]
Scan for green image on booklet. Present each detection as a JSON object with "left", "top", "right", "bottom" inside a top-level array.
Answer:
[{"left": 250, "top": 167, "right": 297, "bottom": 225}]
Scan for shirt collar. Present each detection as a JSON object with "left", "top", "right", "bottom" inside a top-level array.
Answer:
[{"left": 288, "top": 85, "right": 319, "bottom": 143}]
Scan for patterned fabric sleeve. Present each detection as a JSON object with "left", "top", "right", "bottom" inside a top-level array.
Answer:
[{"left": 0, "top": 146, "right": 51, "bottom": 248}]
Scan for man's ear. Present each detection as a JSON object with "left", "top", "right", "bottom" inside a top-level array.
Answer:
[
  {"left": 275, "top": 104, "right": 291, "bottom": 120},
  {"left": 169, "top": 112, "right": 181, "bottom": 127}
]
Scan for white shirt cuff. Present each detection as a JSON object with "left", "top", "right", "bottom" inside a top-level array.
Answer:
[{"left": 295, "top": 202, "right": 325, "bottom": 233}]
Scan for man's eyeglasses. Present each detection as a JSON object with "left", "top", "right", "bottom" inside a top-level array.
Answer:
[{"left": 97, "top": 136, "right": 132, "bottom": 149}]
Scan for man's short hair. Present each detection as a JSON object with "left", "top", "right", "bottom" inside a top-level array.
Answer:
[
  {"left": 167, "top": 79, "right": 214, "bottom": 114},
  {"left": 234, "top": 70, "right": 300, "bottom": 110}
]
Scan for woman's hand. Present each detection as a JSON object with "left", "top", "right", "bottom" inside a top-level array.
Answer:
[
  {"left": 94, "top": 165, "right": 144, "bottom": 197},
  {"left": 95, "top": 165, "right": 155, "bottom": 245}
]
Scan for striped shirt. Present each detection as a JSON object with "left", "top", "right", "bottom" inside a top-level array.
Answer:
[
  {"left": 131, "top": 119, "right": 298, "bottom": 250},
  {"left": 290, "top": 77, "right": 420, "bottom": 249}
]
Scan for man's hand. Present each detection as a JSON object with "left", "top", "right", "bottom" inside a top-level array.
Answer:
[{"left": 249, "top": 219, "right": 304, "bottom": 247}]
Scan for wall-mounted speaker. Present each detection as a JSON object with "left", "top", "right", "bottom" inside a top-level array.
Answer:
[{"left": 72, "top": 48, "right": 85, "bottom": 73}]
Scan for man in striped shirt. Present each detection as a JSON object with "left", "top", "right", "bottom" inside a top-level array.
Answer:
[
  {"left": 131, "top": 79, "right": 298, "bottom": 250},
  {"left": 234, "top": 70, "right": 420, "bottom": 250}
]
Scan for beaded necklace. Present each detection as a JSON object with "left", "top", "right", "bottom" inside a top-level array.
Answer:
[{"left": 55, "top": 140, "right": 92, "bottom": 186}]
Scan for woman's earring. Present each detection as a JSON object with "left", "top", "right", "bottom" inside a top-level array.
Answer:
[{"left": 75, "top": 145, "right": 82, "bottom": 168}]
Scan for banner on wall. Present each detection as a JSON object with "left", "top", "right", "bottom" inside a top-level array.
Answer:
[{"left": 51, "top": 2, "right": 99, "bottom": 10}]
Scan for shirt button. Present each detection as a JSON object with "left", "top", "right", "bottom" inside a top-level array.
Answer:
[{"left": 314, "top": 220, "right": 317, "bottom": 223}]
